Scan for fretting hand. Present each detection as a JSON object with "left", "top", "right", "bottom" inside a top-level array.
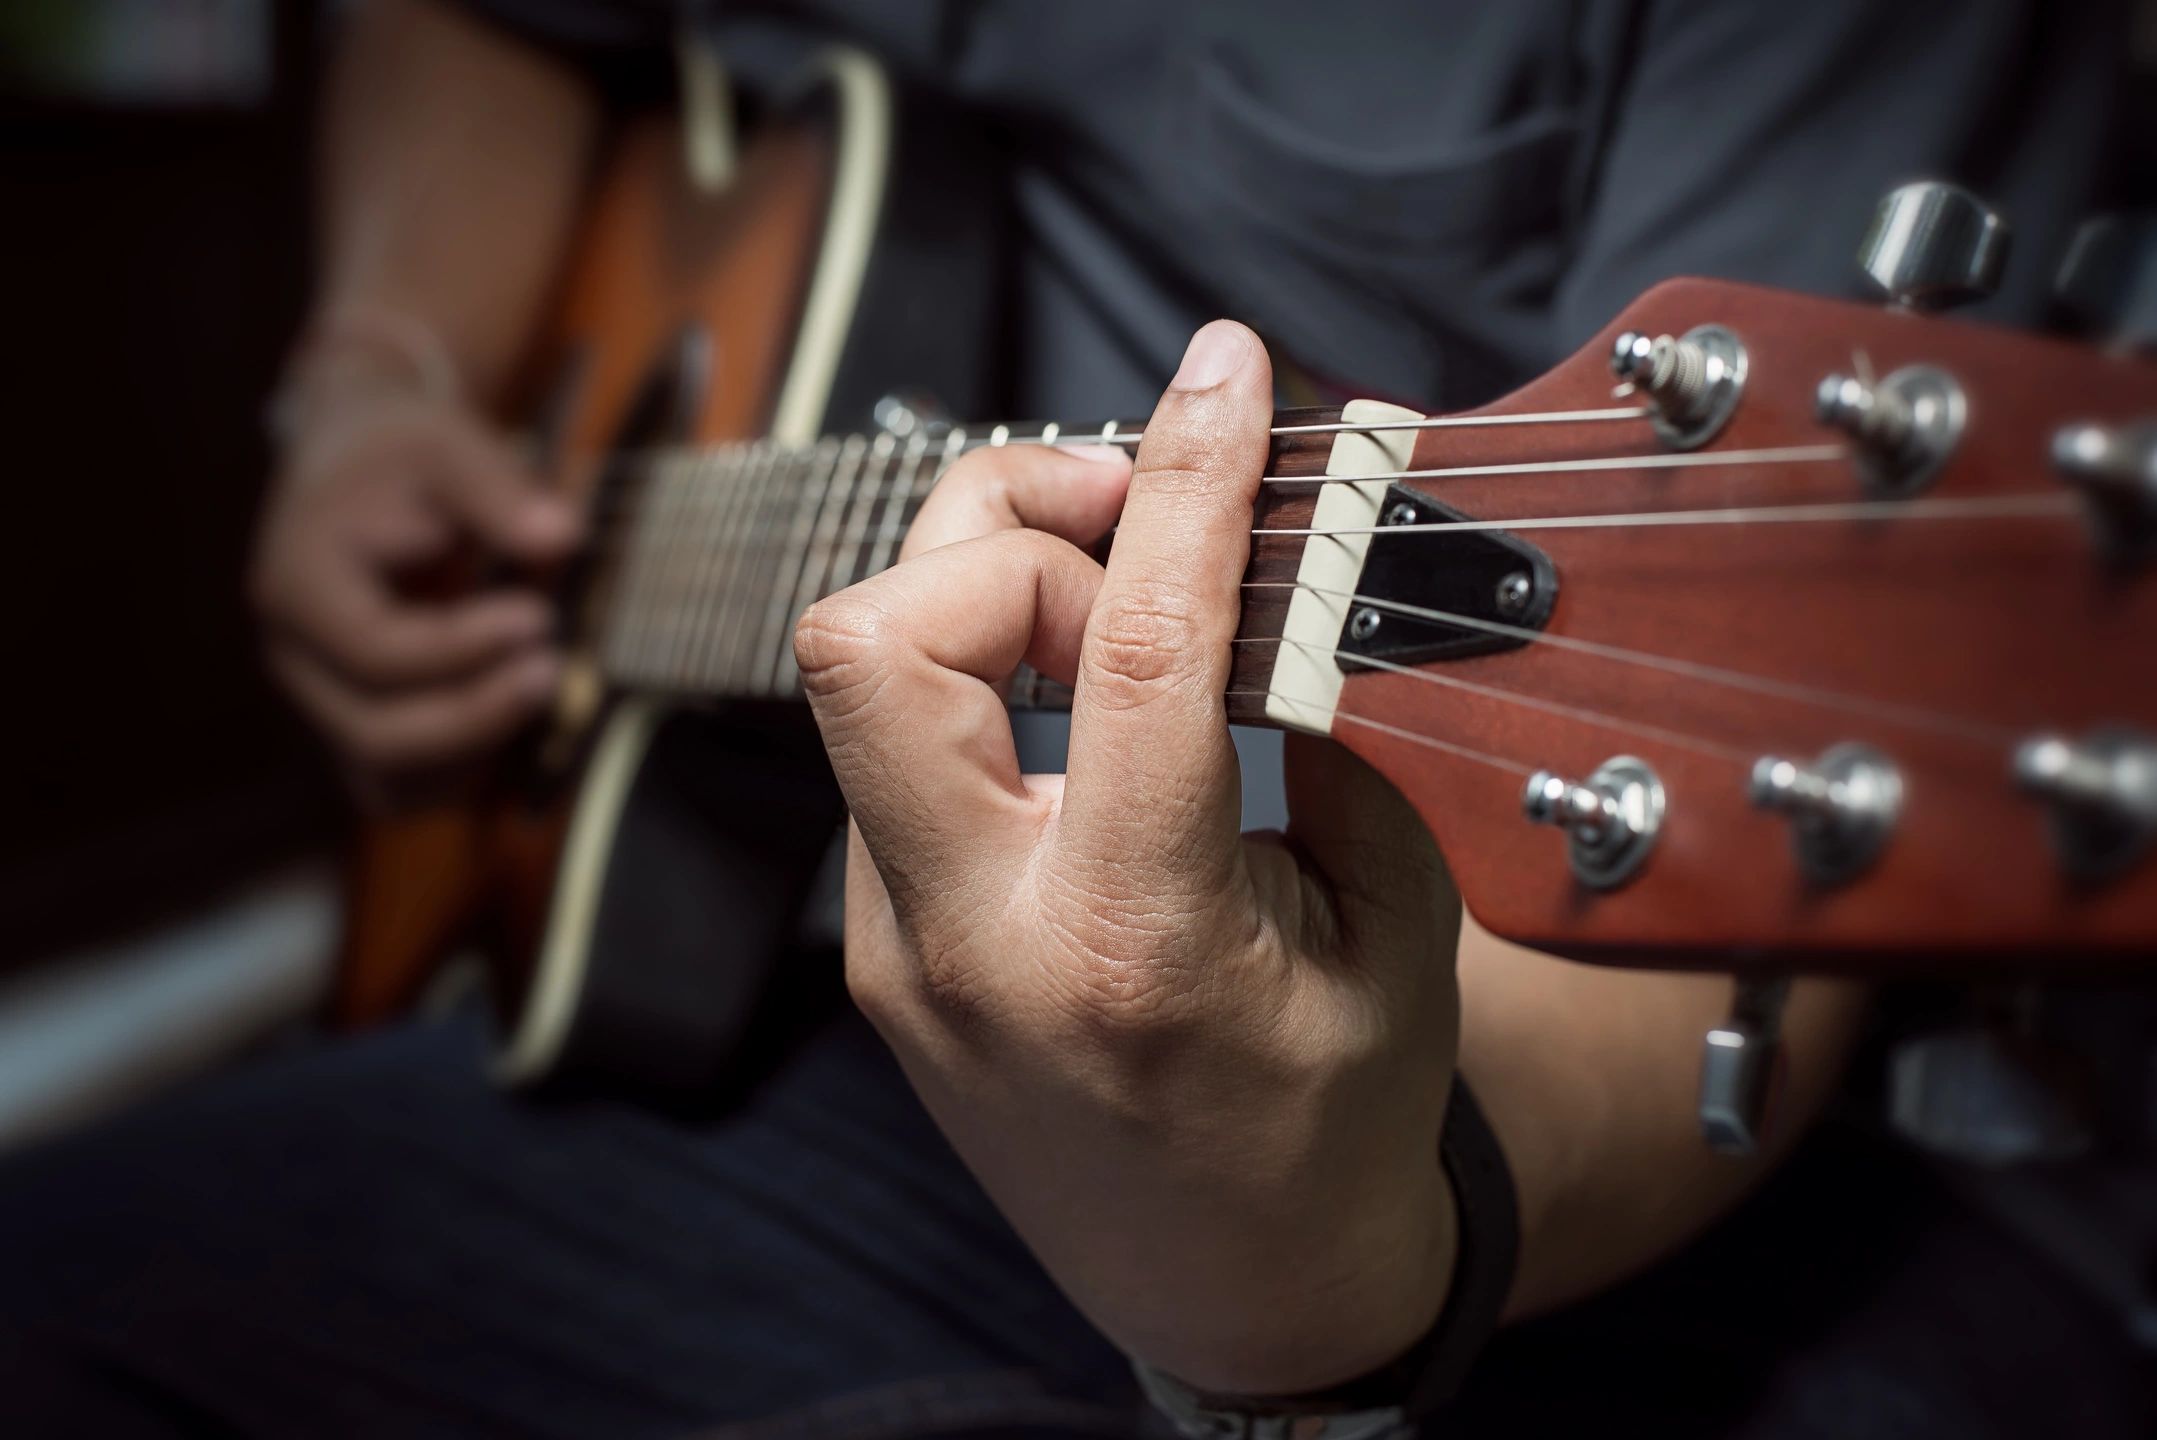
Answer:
[{"left": 795, "top": 321, "right": 1464, "bottom": 1392}]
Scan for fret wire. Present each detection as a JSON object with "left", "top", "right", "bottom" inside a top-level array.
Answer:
[
  {"left": 603, "top": 455, "right": 660, "bottom": 677},
  {"left": 767, "top": 431, "right": 892, "bottom": 694},
  {"left": 624, "top": 455, "right": 696, "bottom": 681},
  {"left": 649, "top": 453, "right": 708, "bottom": 681},
  {"left": 864, "top": 428, "right": 939, "bottom": 579},
  {"left": 750, "top": 440, "right": 844, "bottom": 698},
  {"left": 684, "top": 443, "right": 759, "bottom": 688},
  {"left": 584, "top": 454, "right": 655, "bottom": 668},
  {"left": 780, "top": 432, "right": 897, "bottom": 696},
  {"left": 735, "top": 443, "right": 822, "bottom": 695},
  {"left": 717, "top": 443, "right": 794, "bottom": 692},
  {"left": 866, "top": 428, "right": 934, "bottom": 577},
  {"left": 662, "top": 451, "right": 726, "bottom": 683},
  {"left": 671, "top": 444, "right": 745, "bottom": 688},
  {"left": 762, "top": 436, "right": 858, "bottom": 696},
  {"left": 770, "top": 434, "right": 875, "bottom": 696}
]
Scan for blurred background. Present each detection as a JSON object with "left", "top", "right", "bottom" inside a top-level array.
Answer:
[{"left": 0, "top": 0, "right": 338, "bottom": 1143}]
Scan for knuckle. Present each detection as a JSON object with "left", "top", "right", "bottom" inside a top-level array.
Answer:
[
  {"left": 1038, "top": 872, "right": 1205, "bottom": 1036},
  {"left": 793, "top": 594, "right": 897, "bottom": 714},
  {"left": 842, "top": 947, "right": 905, "bottom": 1031},
  {"left": 1081, "top": 587, "right": 1203, "bottom": 710}
]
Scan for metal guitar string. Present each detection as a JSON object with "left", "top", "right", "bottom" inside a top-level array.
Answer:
[
  {"left": 583, "top": 440, "right": 1849, "bottom": 535},
  {"left": 1240, "top": 635, "right": 1760, "bottom": 765},
  {"left": 1246, "top": 582, "right": 2024, "bottom": 748},
  {"left": 577, "top": 407, "right": 1657, "bottom": 528},
  {"left": 1224, "top": 690, "right": 1536, "bottom": 778},
  {"left": 1253, "top": 443, "right": 1844, "bottom": 486},
  {"left": 1248, "top": 492, "right": 2077, "bottom": 539}
]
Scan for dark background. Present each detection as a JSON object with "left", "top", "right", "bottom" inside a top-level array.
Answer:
[{"left": 0, "top": 4, "right": 340, "bottom": 969}]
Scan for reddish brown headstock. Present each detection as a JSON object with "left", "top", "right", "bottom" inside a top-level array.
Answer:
[{"left": 1321, "top": 278, "right": 2157, "bottom": 975}]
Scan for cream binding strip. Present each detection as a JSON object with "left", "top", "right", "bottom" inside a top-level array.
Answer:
[{"left": 1264, "top": 399, "right": 1425, "bottom": 734}]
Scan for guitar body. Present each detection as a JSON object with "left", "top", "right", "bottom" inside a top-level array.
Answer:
[{"left": 335, "top": 50, "right": 1003, "bottom": 1096}]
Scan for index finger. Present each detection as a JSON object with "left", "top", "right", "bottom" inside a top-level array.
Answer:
[{"left": 1057, "top": 320, "right": 1273, "bottom": 887}]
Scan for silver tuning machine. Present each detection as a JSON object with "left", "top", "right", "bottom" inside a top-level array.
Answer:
[
  {"left": 1858, "top": 181, "right": 2011, "bottom": 311},
  {"left": 1814, "top": 367, "right": 1967, "bottom": 497},
  {"left": 2012, "top": 729, "right": 2157, "bottom": 883},
  {"left": 1699, "top": 976, "right": 1790, "bottom": 1156},
  {"left": 1522, "top": 755, "right": 1665, "bottom": 890},
  {"left": 2051, "top": 420, "right": 2157, "bottom": 560},
  {"left": 1749, "top": 744, "right": 1903, "bottom": 885},
  {"left": 872, "top": 389, "right": 951, "bottom": 439},
  {"left": 2055, "top": 213, "right": 2157, "bottom": 354},
  {"left": 1609, "top": 325, "right": 1746, "bottom": 451}
]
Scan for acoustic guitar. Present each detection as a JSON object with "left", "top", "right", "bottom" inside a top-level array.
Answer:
[{"left": 334, "top": 47, "right": 2157, "bottom": 1105}]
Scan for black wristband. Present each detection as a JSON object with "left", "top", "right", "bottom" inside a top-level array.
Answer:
[{"left": 1165, "top": 1076, "right": 1520, "bottom": 1425}]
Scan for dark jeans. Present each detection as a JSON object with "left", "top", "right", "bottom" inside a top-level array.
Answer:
[{"left": 0, "top": 1002, "right": 2149, "bottom": 1438}]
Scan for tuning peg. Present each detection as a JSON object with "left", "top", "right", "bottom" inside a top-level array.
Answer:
[
  {"left": 2052, "top": 420, "right": 2157, "bottom": 557},
  {"left": 1858, "top": 181, "right": 2012, "bottom": 311},
  {"left": 872, "top": 389, "right": 950, "bottom": 439},
  {"left": 2054, "top": 213, "right": 2157, "bottom": 353},
  {"left": 2012, "top": 727, "right": 2157, "bottom": 882},
  {"left": 1698, "top": 977, "right": 1789, "bottom": 1155},
  {"left": 1814, "top": 366, "right": 1967, "bottom": 497},
  {"left": 1607, "top": 325, "right": 1747, "bottom": 450},
  {"left": 1749, "top": 744, "right": 1903, "bottom": 884},
  {"left": 1521, "top": 755, "right": 1664, "bottom": 890}
]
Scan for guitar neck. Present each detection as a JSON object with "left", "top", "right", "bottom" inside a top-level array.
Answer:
[{"left": 583, "top": 415, "right": 1193, "bottom": 712}]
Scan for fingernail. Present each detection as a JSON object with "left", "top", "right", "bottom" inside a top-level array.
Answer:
[
  {"left": 1062, "top": 444, "right": 1130, "bottom": 466},
  {"left": 1171, "top": 320, "right": 1248, "bottom": 392}
]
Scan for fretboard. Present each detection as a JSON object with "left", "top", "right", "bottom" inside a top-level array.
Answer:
[
  {"left": 587, "top": 420, "right": 1109, "bottom": 705},
  {"left": 577, "top": 410, "right": 1346, "bottom": 722}
]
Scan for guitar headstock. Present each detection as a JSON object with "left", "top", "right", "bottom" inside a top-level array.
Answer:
[{"left": 1277, "top": 185, "right": 2157, "bottom": 976}]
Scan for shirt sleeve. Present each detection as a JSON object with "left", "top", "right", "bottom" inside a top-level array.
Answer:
[{"left": 1557, "top": 0, "right": 2130, "bottom": 341}]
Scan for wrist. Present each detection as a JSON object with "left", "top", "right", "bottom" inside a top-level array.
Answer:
[
  {"left": 1134, "top": 1077, "right": 1519, "bottom": 1434},
  {"left": 1134, "top": 1154, "right": 1459, "bottom": 1397},
  {"left": 267, "top": 302, "right": 463, "bottom": 449}
]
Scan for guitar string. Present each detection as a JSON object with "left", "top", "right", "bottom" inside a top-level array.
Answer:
[
  {"left": 1242, "top": 582, "right": 2020, "bottom": 747},
  {"left": 1248, "top": 493, "right": 2077, "bottom": 539},
  {"left": 580, "top": 404, "right": 1654, "bottom": 473},
  {"left": 602, "top": 483, "right": 2086, "bottom": 717},
  {"left": 578, "top": 440, "right": 1850, "bottom": 533},
  {"left": 1224, "top": 690, "right": 1536, "bottom": 778},
  {"left": 1241, "top": 635, "right": 1760, "bottom": 765},
  {"left": 571, "top": 410, "right": 1662, "bottom": 526},
  {"left": 590, "top": 438, "right": 2087, "bottom": 732}
]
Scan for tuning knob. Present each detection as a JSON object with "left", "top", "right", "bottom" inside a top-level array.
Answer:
[
  {"left": 2052, "top": 421, "right": 2157, "bottom": 558},
  {"left": 1858, "top": 181, "right": 2012, "bottom": 311},
  {"left": 2012, "top": 728, "right": 2157, "bottom": 882},
  {"left": 1522, "top": 755, "right": 1665, "bottom": 890},
  {"left": 1814, "top": 366, "right": 1967, "bottom": 496},
  {"left": 1749, "top": 744, "right": 1903, "bottom": 884},
  {"left": 1608, "top": 325, "right": 1747, "bottom": 450},
  {"left": 2055, "top": 213, "right": 2157, "bottom": 353}
]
